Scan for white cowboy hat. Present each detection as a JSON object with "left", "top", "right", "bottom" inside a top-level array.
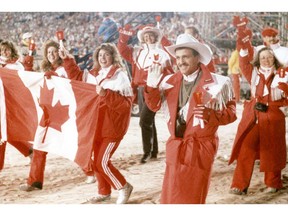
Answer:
[
  {"left": 137, "top": 26, "right": 161, "bottom": 43},
  {"left": 165, "top": 33, "right": 212, "bottom": 65},
  {"left": 22, "top": 32, "right": 33, "bottom": 40}
]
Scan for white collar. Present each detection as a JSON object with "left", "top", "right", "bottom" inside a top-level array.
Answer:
[
  {"left": 269, "top": 42, "right": 280, "bottom": 50},
  {"left": 183, "top": 68, "right": 200, "bottom": 82},
  {"left": 99, "top": 65, "right": 113, "bottom": 76},
  {"left": 259, "top": 66, "right": 275, "bottom": 79},
  {"left": 143, "top": 43, "right": 157, "bottom": 50}
]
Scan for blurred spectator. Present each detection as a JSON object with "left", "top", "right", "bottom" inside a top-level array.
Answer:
[
  {"left": 1, "top": 12, "right": 285, "bottom": 64},
  {"left": 19, "top": 32, "right": 35, "bottom": 57},
  {"left": 184, "top": 26, "right": 216, "bottom": 72},
  {"left": 255, "top": 27, "right": 288, "bottom": 67},
  {"left": 18, "top": 32, "right": 37, "bottom": 71},
  {"left": 228, "top": 49, "right": 242, "bottom": 103},
  {"left": 97, "top": 13, "right": 119, "bottom": 44}
]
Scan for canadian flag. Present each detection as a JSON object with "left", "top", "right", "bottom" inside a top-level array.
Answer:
[{"left": 0, "top": 68, "right": 98, "bottom": 172}]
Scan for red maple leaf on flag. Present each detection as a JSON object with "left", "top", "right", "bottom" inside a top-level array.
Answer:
[{"left": 39, "top": 79, "right": 70, "bottom": 142}]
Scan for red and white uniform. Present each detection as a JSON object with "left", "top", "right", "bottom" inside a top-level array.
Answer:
[
  {"left": 63, "top": 58, "right": 133, "bottom": 194},
  {"left": 144, "top": 65, "right": 236, "bottom": 203},
  {"left": 229, "top": 49, "right": 288, "bottom": 191},
  {"left": 25, "top": 64, "right": 69, "bottom": 188},
  {"left": 0, "top": 58, "right": 32, "bottom": 170},
  {"left": 118, "top": 40, "right": 172, "bottom": 102}
]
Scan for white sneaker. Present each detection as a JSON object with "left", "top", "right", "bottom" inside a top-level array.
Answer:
[
  {"left": 116, "top": 182, "right": 133, "bottom": 204},
  {"left": 266, "top": 187, "right": 279, "bottom": 193},
  {"left": 85, "top": 175, "right": 96, "bottom": 184},
  {"left": 87, "top": 194, "right": 111, "bottom": 203},
  {"left": 19, "top": 183, "right": 40, "bottom": 192}
]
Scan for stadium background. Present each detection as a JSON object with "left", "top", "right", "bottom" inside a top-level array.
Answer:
[{"left": 1, "top": 12, "right": 288, "bottom": 74}]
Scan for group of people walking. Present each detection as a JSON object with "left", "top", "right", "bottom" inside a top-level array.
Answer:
[{"left": 1, "top": 15, "right": 288, "bottom": 204}]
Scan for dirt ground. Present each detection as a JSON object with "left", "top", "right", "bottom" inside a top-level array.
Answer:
[{"left": 1, "top": 104, "right": 288, "bottom": 215}]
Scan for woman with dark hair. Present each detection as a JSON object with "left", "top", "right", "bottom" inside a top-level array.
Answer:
[
  {"left": 19, "top": 40, "right": 68, "bottom": 192},
  {"left": 0, "top": 40, "right": 33, "bottom": 171},
  {"left": 19, "top": 40, "right": 95, "bottom": 191},
  {"left": 0, "top": 40, "right": 24, "bottom": 70},
  {"left": 40, "top": 40, "right": 67, "bottom": 77},
  {"left": 59, "top": 42, "right": 134, "bottom": 204},
  {"left": 229, "top": 28, "right": 288, "bottom": 195}
]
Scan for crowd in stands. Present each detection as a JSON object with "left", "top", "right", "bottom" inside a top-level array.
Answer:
[{"left": 1, "top": 12, "right": 286, "bottom": 69}]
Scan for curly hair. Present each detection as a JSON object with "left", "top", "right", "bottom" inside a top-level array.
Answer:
[
  {"left": 252, "top": 47, "right": 282, "bottom": 69},
  {"left": 40, "top": 40, "right": 63, "bottom": 72},
  {"left": 92, "top": 43, "right": 124, "bottom": 70},
  {"left": 0, "top": 40, "right": 19, "bottom": 60}
]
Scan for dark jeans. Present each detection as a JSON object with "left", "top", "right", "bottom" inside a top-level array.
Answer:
[{"left": 139, "top": 102, "right": 158, "bottom": 156}]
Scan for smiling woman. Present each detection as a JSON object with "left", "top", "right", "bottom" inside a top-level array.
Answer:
[
  {"left": 56, "top": 42, "right": 134, "bottom": 204},
  {"left": 0, "top": 40, "right": 33, "bottom": 172},
  {"left": 229, "top": 22, "right": 288, "bottom": 195}
]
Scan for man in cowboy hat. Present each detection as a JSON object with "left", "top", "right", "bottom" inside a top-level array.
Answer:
[
  {"left": 118, "top": 24, "right": 173, "bottom": 164},
  {"left": 143, "top": 33, "right": 237, "bottom": 203}
]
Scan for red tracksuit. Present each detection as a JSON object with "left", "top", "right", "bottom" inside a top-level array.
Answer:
[
  {"left": 63, "top": 58, "right": 132, "bottom": 194},
  {"left": 229, "top": 53, "right": 288, "bottom": 190}
]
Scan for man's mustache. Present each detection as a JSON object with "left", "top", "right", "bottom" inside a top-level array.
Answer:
[{"left": 178, "top": 63, "right": 189, "bottom": 67}]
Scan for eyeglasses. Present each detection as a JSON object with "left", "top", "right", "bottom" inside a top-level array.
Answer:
[{"left": 260, "top": 56, "right": 274, "bottom": 61}]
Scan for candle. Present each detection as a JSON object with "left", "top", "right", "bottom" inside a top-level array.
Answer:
[
  {"left": 279, "top": 68, "right": 285, "bottom": 78},
  {"left": 155, "top": 15, "right": 161, "bottom": 22},
  {"left": 155, "top": 15, "right": 161, "bottom": 28},
  {"left": 56, "top": 30, "right": 64, "bottom": 49},
  {"left": 56, "top": 30, "right": 64, "bottom": 41},
  {"left": 193, "top": 92, "right": 203, "bottom": 105},
  {"left": 193, "top": 92, "right": 204, "bottom": 128},
  {"left": 28, "top": 39, "right": 35, "bottom": 56}
]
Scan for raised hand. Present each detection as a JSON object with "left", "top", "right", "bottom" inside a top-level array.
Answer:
[
  {"left": 118, "top": 24, "right": 135, "bottom": 43},
  {"left": 233, "top": 16, "right": 249, "bottom": 30},
  {"left": 233, "top": 16, "right": 253, "bottom": 52},
  {"left": 146, "top": 63, "right": 163, "bottom": 88},
  {"left": 236, "top": 28, "right": 253, "bottom": 52},
  {"left": 278, "top": 82, "right": 288, "bottom": 97},
  {"left": 59, "top": 47, "right": 73, "bottom": 60},
  {"left": 23, "top": 55, "right": 34, "bottom": 70},
  {"left": 277, "top": 67, "right": 288, "bottom": 78}
]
